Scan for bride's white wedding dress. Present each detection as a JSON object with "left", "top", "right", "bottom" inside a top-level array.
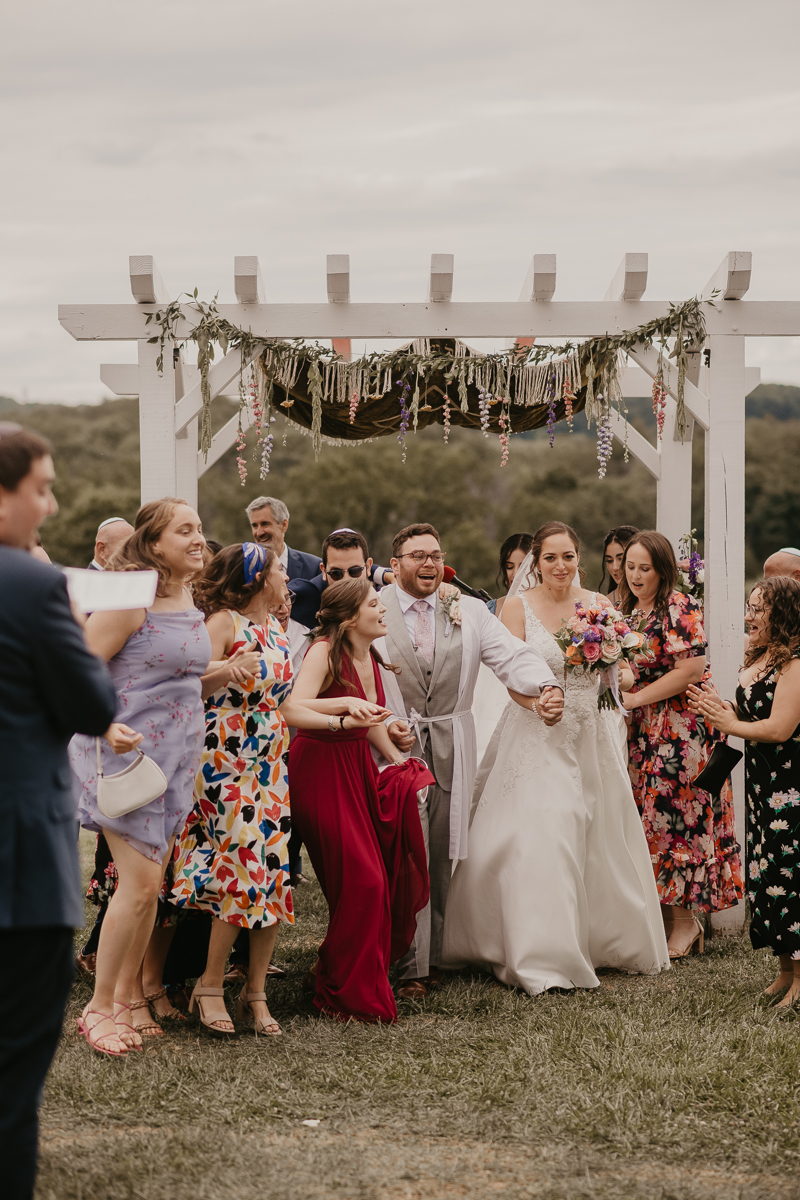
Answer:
[{"left": 442, "top": 594, "right": 669, "bottom": 993}]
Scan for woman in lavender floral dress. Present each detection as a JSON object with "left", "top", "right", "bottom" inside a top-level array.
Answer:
[{"left": 70, "top": 499, "right": 253, "bottom": 1057}]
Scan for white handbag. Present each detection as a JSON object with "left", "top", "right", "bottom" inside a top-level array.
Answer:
[{"left": 95, "top": 737, "right": 168, "bottom": 819}]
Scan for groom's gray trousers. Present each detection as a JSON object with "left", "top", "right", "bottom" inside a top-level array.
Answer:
[{"left": 396, "top": 744, "right": 452, "bottom": 981}]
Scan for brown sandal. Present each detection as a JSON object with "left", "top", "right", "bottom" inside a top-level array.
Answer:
[
  {"left": 236, "top": 989, "right": 281, "bottom": 1035},
  {"left": 144, "top": 986, "right": 186, "bottom": 1022},
  {"left": 189, "top": 985, "right": 235, "bottom": 1035},
  {"left": 129, "top": 998, "right": 164, "bottom": 1038}
]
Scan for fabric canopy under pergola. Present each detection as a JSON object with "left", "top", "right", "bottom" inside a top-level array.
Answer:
[{"left": 271, "top": 338, "right": 588, "bottom": 443}]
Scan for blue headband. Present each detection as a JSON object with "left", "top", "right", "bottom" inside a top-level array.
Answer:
[{"left": 242, "top": 541, "right": 267, "bottom": 584}]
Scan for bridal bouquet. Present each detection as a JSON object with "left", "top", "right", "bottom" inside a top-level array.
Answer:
[{"left": 555, "top": 602, "right": 644, "bottom": 711}]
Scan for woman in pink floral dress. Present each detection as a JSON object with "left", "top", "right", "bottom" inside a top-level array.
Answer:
[{"left": 619, "top": 531, "right": 744, "bottom": 958}]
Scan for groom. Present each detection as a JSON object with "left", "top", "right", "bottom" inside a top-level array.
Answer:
[{"left": 375, "top": 523, "right": 564, "bottom": 998}]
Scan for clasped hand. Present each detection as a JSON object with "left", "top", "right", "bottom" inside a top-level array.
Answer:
[
  {"left": 227, "top": 645, "right": 262, "bottom": 684},
  {"left": 538, "top": 686, "right": 564, "bottom": 726},
  {"left": 338, "top": 696, "right": 392, "bottom": 727},
  {"left": 686, "top": 682, "right": 735, "bottom": 733}
]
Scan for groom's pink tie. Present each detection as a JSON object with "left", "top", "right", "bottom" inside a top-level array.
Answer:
[{"left": 412, "top": 599, "right": 434, "bottom": 662}]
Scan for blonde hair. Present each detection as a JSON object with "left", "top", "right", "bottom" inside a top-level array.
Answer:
[{"left": 109, "top": 497, "right": 191, "bottom": 597}]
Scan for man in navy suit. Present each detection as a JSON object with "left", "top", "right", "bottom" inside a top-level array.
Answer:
[
  {"left": 0, "top": 424, "right": 116, "bottom": 1200},
  {"left": 288, "top": 527, "right": 394, "bottom": 631},
  {"left": 245, "top": 496, "right": 321, "bottom": 581}
]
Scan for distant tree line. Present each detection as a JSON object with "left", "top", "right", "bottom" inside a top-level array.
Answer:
[{"left": 2, "top": 383, "right": 799, "bottom": 594}]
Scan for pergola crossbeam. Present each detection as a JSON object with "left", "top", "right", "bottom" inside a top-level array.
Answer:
[{"left": 59, "top": 299, "right": 800, "bottom": 342}]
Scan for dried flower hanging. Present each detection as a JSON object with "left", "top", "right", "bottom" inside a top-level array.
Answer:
[
  {"left": 499, "top": 403, "right": 510, "bottom": 467},
  {"left": 563, "top": 379, "right": 575, "bottom": 430},
  {"left": 442, "top": 395, "right": 451, "bottom": 445},
  {"left": 397, "top": 378, "right": 412, "bottom": 462},
  {"left": 546, "top": 371, "right": 557, "bottom": 448},
  {"left": 596, "top": 402, "right": 613, "bottom": 479},
  {"left": 478, "top": 390, "right": 492, "bottom": 437},
  {"left": 652, "top": 346, "right": 668, "bottom": 440}
]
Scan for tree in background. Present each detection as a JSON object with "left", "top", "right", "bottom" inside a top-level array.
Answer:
[{"left": 6, "top": 385, "right": 799, "bottom": 594}]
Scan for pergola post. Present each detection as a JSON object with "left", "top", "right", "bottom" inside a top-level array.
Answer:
[
  {"left": 656, "top": 399, "right": 693, "bottom": 553},
  {"left": 704, "top": 333, "right": 747, "bottom": 932},
  {"left": 137, "top": 338, "right": 178, "bottom": 503},
  {"left": 130, "top": 256, "right": 180, "bottom": 504},
  {"left": 174, "top": 353, "right": 198, "bottom": 509}
]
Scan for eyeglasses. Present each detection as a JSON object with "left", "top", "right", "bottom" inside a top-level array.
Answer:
[
  {"left": 326, "top": 565, "right": 366, "bottom": 581},
  {"left": 395, "top": 551, "right": 446, "bottom": 564},
  {"left": 745, "top": 603, "right": 764, "bottom": 616}
]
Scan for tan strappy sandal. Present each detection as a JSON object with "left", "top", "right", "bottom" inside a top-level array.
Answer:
[
  {"left": 77, "top": 1007, "right": 127, "bottom": 1058},
  {"left": 236, "top": 989, "right": 282, "bottom": 1036},
  {"left": 189, "top": 984, "right": 236, "bottom": 1035},
  {"left": 129, "top": 997, "right": 164, "bottom": 1038}
]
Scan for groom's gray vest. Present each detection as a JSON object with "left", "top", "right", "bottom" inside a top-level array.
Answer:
[{"left": 382, "top": 586, "right": 462, "bottom": 792}]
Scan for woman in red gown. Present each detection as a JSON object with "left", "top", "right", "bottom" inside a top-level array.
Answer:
[{"left": 288, "top": 578, "right": 433, "bottom": 1023}]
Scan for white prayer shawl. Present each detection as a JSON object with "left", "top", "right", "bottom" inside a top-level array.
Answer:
[{"left": 375, "top": 595, "right": 560, "bottom": 862}]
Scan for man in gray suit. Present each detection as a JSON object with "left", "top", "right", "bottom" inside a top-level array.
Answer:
[
  {"left": 375, "top": 522, "right": 564, "bottom": 999},
  {"left": 0, "top": 424, "right": 116, "bottom": 1200}
]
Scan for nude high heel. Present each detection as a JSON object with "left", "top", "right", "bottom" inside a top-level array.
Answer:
[
  {"left": 188, "top": 984, "right": 236, "bottom": 1035},
  {"left": 236, "top": 989, "right": 282, "bottom": 1035},
  {"left": 667, "top": 913, "right": 705, "bottom": 959}
]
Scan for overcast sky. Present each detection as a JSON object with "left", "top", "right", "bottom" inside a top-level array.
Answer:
[{"left": 1, "top": 0, "right": 799, "bottom": 403}]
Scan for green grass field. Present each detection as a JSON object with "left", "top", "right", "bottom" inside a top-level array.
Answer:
[{"left": 34, "top": 833, "right": 800, "bottom": 1200}]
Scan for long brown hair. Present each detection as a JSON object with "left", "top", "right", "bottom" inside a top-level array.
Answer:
[
  {"left": 531, "top": 521, "right": 586, "bottom": 584},
  {"left": 311, "top": 577, "right": 399, "bottom": 693},
  {"left": 109, "top": 497, "right": 193, "bottom": 597},
  {"left": 192, "top": 543, "right": 277, "bottom": 618},
  {"left": 744, "top": 576, "right": 800, "bottom": 675},
  {"left": 598, "top": 524, "right": 639, "bottom": 592},
  {"left": 496, "top": 532, "right": 534, "bottom": 591},
  {"left": 617, "top": 530, "right": 678, "bottom": 617}
]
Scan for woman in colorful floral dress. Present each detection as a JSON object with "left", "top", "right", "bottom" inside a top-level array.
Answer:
[
  {"left": 619, "top": 531, "right": 744, "bottom": 958},
  {"left": 170, "top": 543, "right": 386, "bottom": 1035},
  {"left": 690, "top": 576, "right": 800, "bottom": 1007}
]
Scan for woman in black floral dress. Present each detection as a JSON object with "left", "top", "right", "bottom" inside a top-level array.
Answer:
[{"left": 690, "top": 575, "right": 800, "bottom": 1007}]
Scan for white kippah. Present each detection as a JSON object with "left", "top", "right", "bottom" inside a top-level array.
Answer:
[
  {"left": 777, "top": 547, "right": 800, "bottom": 559},
  {"left": 97, "top": 517, "right": 128, "bottom": 531}
]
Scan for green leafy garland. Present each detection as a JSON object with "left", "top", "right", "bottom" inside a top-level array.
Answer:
[{"left": 145, "top": 291, "right": 713, "bottom": 479}]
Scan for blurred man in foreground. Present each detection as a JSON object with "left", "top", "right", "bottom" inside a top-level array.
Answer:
[{"left": 0, "top": 423, "right": 116, "bottom": 1200}]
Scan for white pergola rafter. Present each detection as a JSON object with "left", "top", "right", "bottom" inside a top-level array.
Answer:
[{"left": 60, "top": 251, "right": 800, "bottom": 931}]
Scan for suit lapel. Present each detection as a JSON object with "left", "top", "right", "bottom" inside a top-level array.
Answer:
[
  {"left": 429, "top": 598, "right": 456, "bottom": 694},
  {"left": 383, "top": 588, "right": 426, "bottom": 689}
]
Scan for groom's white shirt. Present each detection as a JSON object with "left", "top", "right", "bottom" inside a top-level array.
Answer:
[{"left": 375, "top": 590, "right": 560, "bottom": 862}]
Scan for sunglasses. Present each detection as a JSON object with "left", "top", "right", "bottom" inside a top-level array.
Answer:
[{"left": 326, "top": 565, "right": 366, "bottom": 581}]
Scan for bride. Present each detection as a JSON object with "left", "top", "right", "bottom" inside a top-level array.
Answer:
[{"left": 442, "top": 521, "right": 668, "bottom": 993}]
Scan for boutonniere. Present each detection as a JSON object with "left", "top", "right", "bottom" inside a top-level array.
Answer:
[{"left": 440, "top": 588, "right": 463, "bottom": 630}]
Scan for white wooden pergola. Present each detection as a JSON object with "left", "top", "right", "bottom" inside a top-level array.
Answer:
[{"left": 59, "top": 251, "right": 800, "bottom": 929}]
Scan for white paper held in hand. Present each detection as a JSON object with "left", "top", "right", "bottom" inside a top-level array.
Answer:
[{"left": 63, "top": 568, "right": 159, "bottom": 613}]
